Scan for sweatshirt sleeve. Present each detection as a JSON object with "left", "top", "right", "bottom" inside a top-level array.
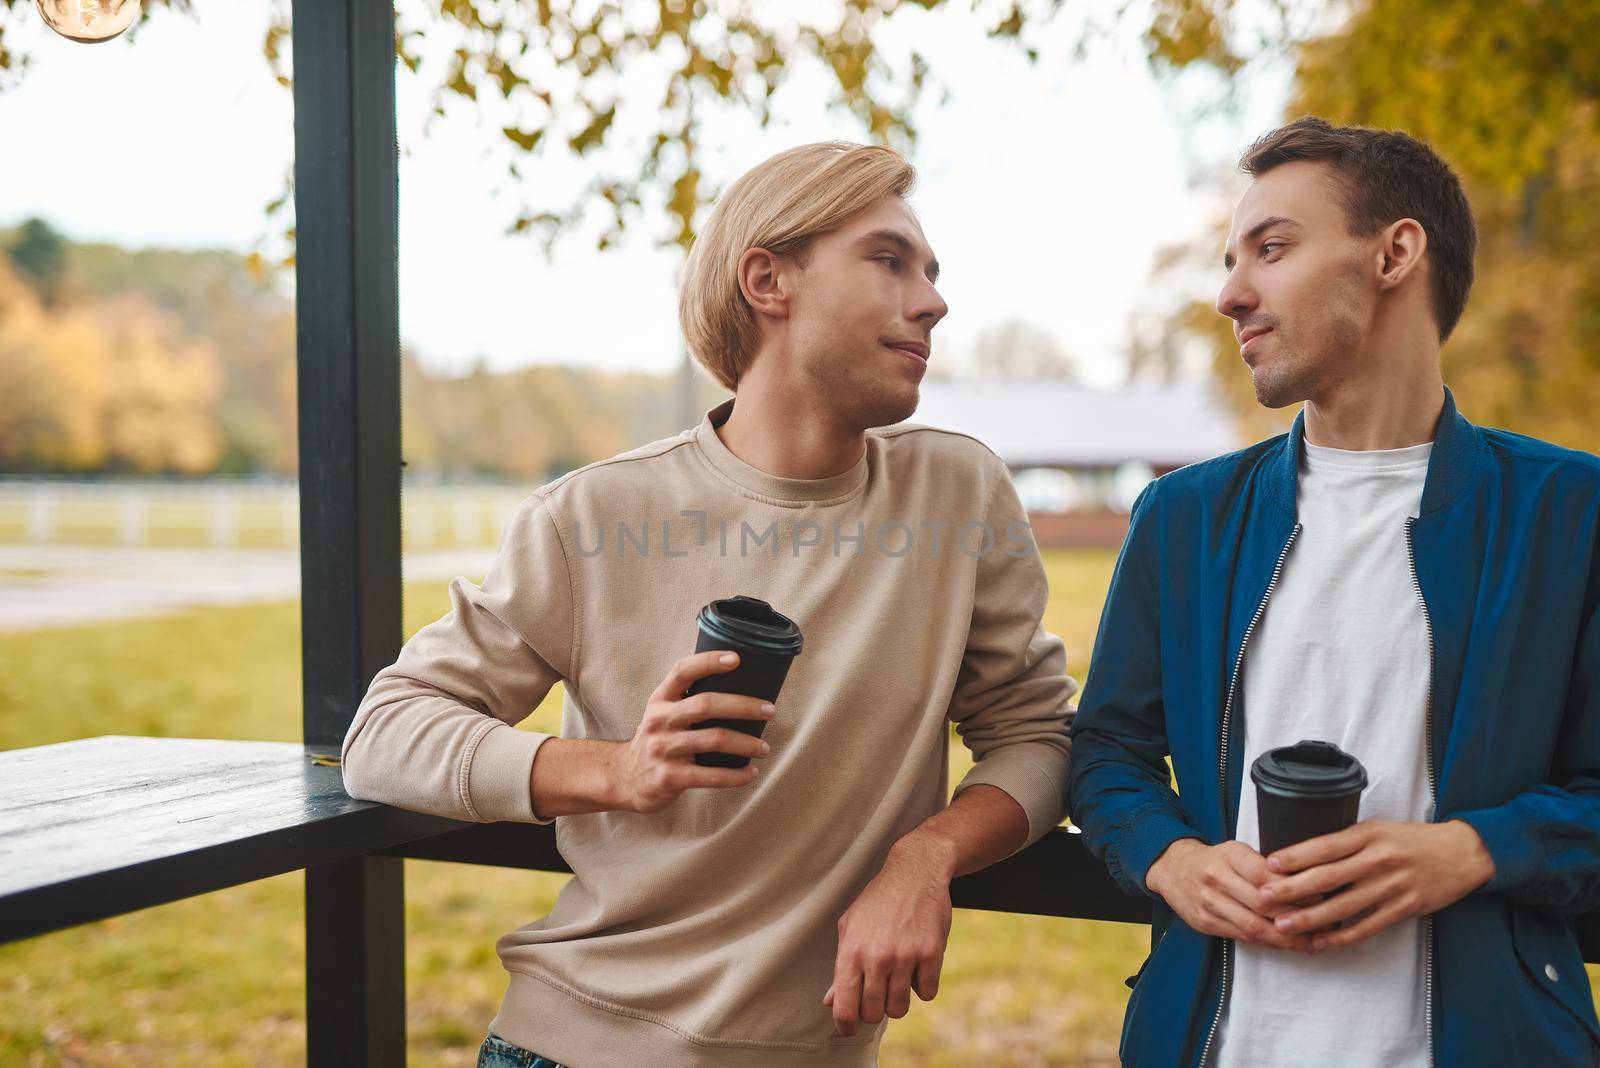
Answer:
[
  {"left": 340, "top": 492, "right": 575, "bottom": 825},
  {"left": 947, "top": 459, "right": 1078, "bottom": 856}
]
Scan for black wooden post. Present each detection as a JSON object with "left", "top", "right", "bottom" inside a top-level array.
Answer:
[
  {"left": 306, "top": 856, "right": 408, "bottom": 1067},
  {"left": 292, "top": 0, "right": 405, "bottom": 1063},
  {"left": 293, "top": 0, "right": 403, "bottom": 755}
]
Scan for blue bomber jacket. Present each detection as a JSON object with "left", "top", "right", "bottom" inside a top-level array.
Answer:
[{"left": 1068, "top": 388, "right": 1600, "bottom": 1067}]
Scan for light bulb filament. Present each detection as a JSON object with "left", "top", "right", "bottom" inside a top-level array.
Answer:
[{"left": 34, "top": 0, "right": 140, "bottom": 42}]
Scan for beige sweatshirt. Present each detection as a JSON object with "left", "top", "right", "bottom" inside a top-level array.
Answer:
[{"left": 341, "top": 397, "right": 1076, "bottom": 1068}]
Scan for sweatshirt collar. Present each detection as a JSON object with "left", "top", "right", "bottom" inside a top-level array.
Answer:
[
  {"left": 693, "top": 398, "right": 871, "bottom": 506},
  {"left": 1265, "top": 385, "right": 1481, "bottom": 522}
]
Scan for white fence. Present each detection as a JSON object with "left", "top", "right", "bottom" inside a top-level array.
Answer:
[{"left": 0, "top": 479, "right": 532, "bottom": 552}]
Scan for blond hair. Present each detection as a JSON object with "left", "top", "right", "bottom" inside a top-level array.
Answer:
[{"left": 678, "top": 141, "right": 918, "bottom": 390}]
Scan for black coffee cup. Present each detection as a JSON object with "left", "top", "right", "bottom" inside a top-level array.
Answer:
[
  {"left": 1251, "top": 739, "right": 1368, "bottom": 857},
  {"left": 683, "top": 595, "right": 804, "bottom": 768}
]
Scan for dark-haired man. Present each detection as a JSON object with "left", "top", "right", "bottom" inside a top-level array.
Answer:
[{"left": 1069, "top": 115, "right": 1600, "bottom": 1066}]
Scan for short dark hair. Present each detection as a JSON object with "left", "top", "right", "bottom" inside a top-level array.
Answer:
[{"left": 1239, "top": 116, "right": 1478, "bottom": 341}]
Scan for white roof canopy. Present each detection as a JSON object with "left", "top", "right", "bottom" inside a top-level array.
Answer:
[{"left": 908, "top": 379, "right": 1242, "bottom": 470}]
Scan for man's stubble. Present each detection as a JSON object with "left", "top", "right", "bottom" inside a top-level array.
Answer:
[{"left": 1251, "top": 260, "right": 1368, "bottom": 411}]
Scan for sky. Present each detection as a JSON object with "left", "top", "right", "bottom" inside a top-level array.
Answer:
[{"left": 0, "top": 1, "right": 1291, "bottom": 389}]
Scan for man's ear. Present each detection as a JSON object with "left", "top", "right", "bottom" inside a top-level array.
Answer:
[
  {"left": 1377, "top": 218, "right": 1428, "bottom": 292},
  {"left": 737, "top": 246, "right": 790, "bottom": 320}
]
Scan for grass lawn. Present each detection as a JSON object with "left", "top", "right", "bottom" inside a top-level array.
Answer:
[{"left": 2, "top": 547, "right": 1589, "bottom": 1065}]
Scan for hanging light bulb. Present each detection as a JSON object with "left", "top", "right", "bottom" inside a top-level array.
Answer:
[{"left": 35, "top": 0, "right": 140, "bottom": 43}]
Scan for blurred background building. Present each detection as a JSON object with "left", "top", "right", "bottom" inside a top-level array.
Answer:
[{"left": 914, "top": 378, "right": 1237, "bottom": 545}]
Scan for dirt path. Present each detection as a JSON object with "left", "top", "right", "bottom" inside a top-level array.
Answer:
[{"left": 0, "top": 545, "right": 497, "bottom": 631}]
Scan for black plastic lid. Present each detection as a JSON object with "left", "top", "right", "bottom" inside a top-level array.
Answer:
[
  {"left": 1250, "top": 739, "right": 1367, "bottom": 798},
  {"left": 697, "top": 596, "right": 804, "bottom": 656}
]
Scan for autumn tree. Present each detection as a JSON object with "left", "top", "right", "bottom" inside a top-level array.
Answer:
[
  {"left": 8, "top": 0, "right": 1585, "bottom": 458},
  {"left": 400, "top": 349, "right": 726, "bottom": 481},
  {"left": 5, "top": 218, "right": 66, "bottom": 307},
  {"left": 1131, "top": 0, "right": 1600, "bottom": 451},
  {"left": 0, "top": 256, "right": 108, "bottom": 469},
  {"left": 0, "top": 254, "right": 226, "bottom": 473},
  {"left": 0, "top": 0, "right": 1072, "bottom": 270},
  {"left": 0, "top": 0, "right": 1087, "bottom": 432}
]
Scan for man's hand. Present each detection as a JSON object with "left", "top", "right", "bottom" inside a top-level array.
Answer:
[
  {"left": 1145, "top": 838, "right": 1319, "bottom": 953},
  {"left": 604, "top": 651, "right": 775, "bottom": 814},
  {"left": 1258, "top": 819, "right": 1495, "bottom": 951},
  {"left": 823, "top": 838, "right": 954, "bottom": 1037}
]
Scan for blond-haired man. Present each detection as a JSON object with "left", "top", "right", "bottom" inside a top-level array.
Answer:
[{"left": 342, "top": 142, "right": 1076, "bottom": 1068}]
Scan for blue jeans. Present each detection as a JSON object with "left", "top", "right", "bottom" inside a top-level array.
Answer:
[{"left": 475, "top": 1030, "right": 566, "bottom": 1068}]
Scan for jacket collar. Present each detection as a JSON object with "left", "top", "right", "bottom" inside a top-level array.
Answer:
[{"left": 1263, "top": 385, "right": 1480, "bottom": 522}]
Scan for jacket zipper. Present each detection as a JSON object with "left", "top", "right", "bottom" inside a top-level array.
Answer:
[
  {"left": 1405, "top": 516, "right": 1438, "bottom": 1068},
  {"left": 1197, "top": 522, "right": 1301, "bottom": 1067}
]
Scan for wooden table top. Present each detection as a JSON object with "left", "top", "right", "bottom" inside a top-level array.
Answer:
[{"left": 0, "top": 735, "right": 462, "bottom": 943}]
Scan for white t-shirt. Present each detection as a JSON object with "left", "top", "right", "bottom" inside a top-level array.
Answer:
[{"left": 1212, "top": 438, "right": 1435, "bottom": 1068}]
